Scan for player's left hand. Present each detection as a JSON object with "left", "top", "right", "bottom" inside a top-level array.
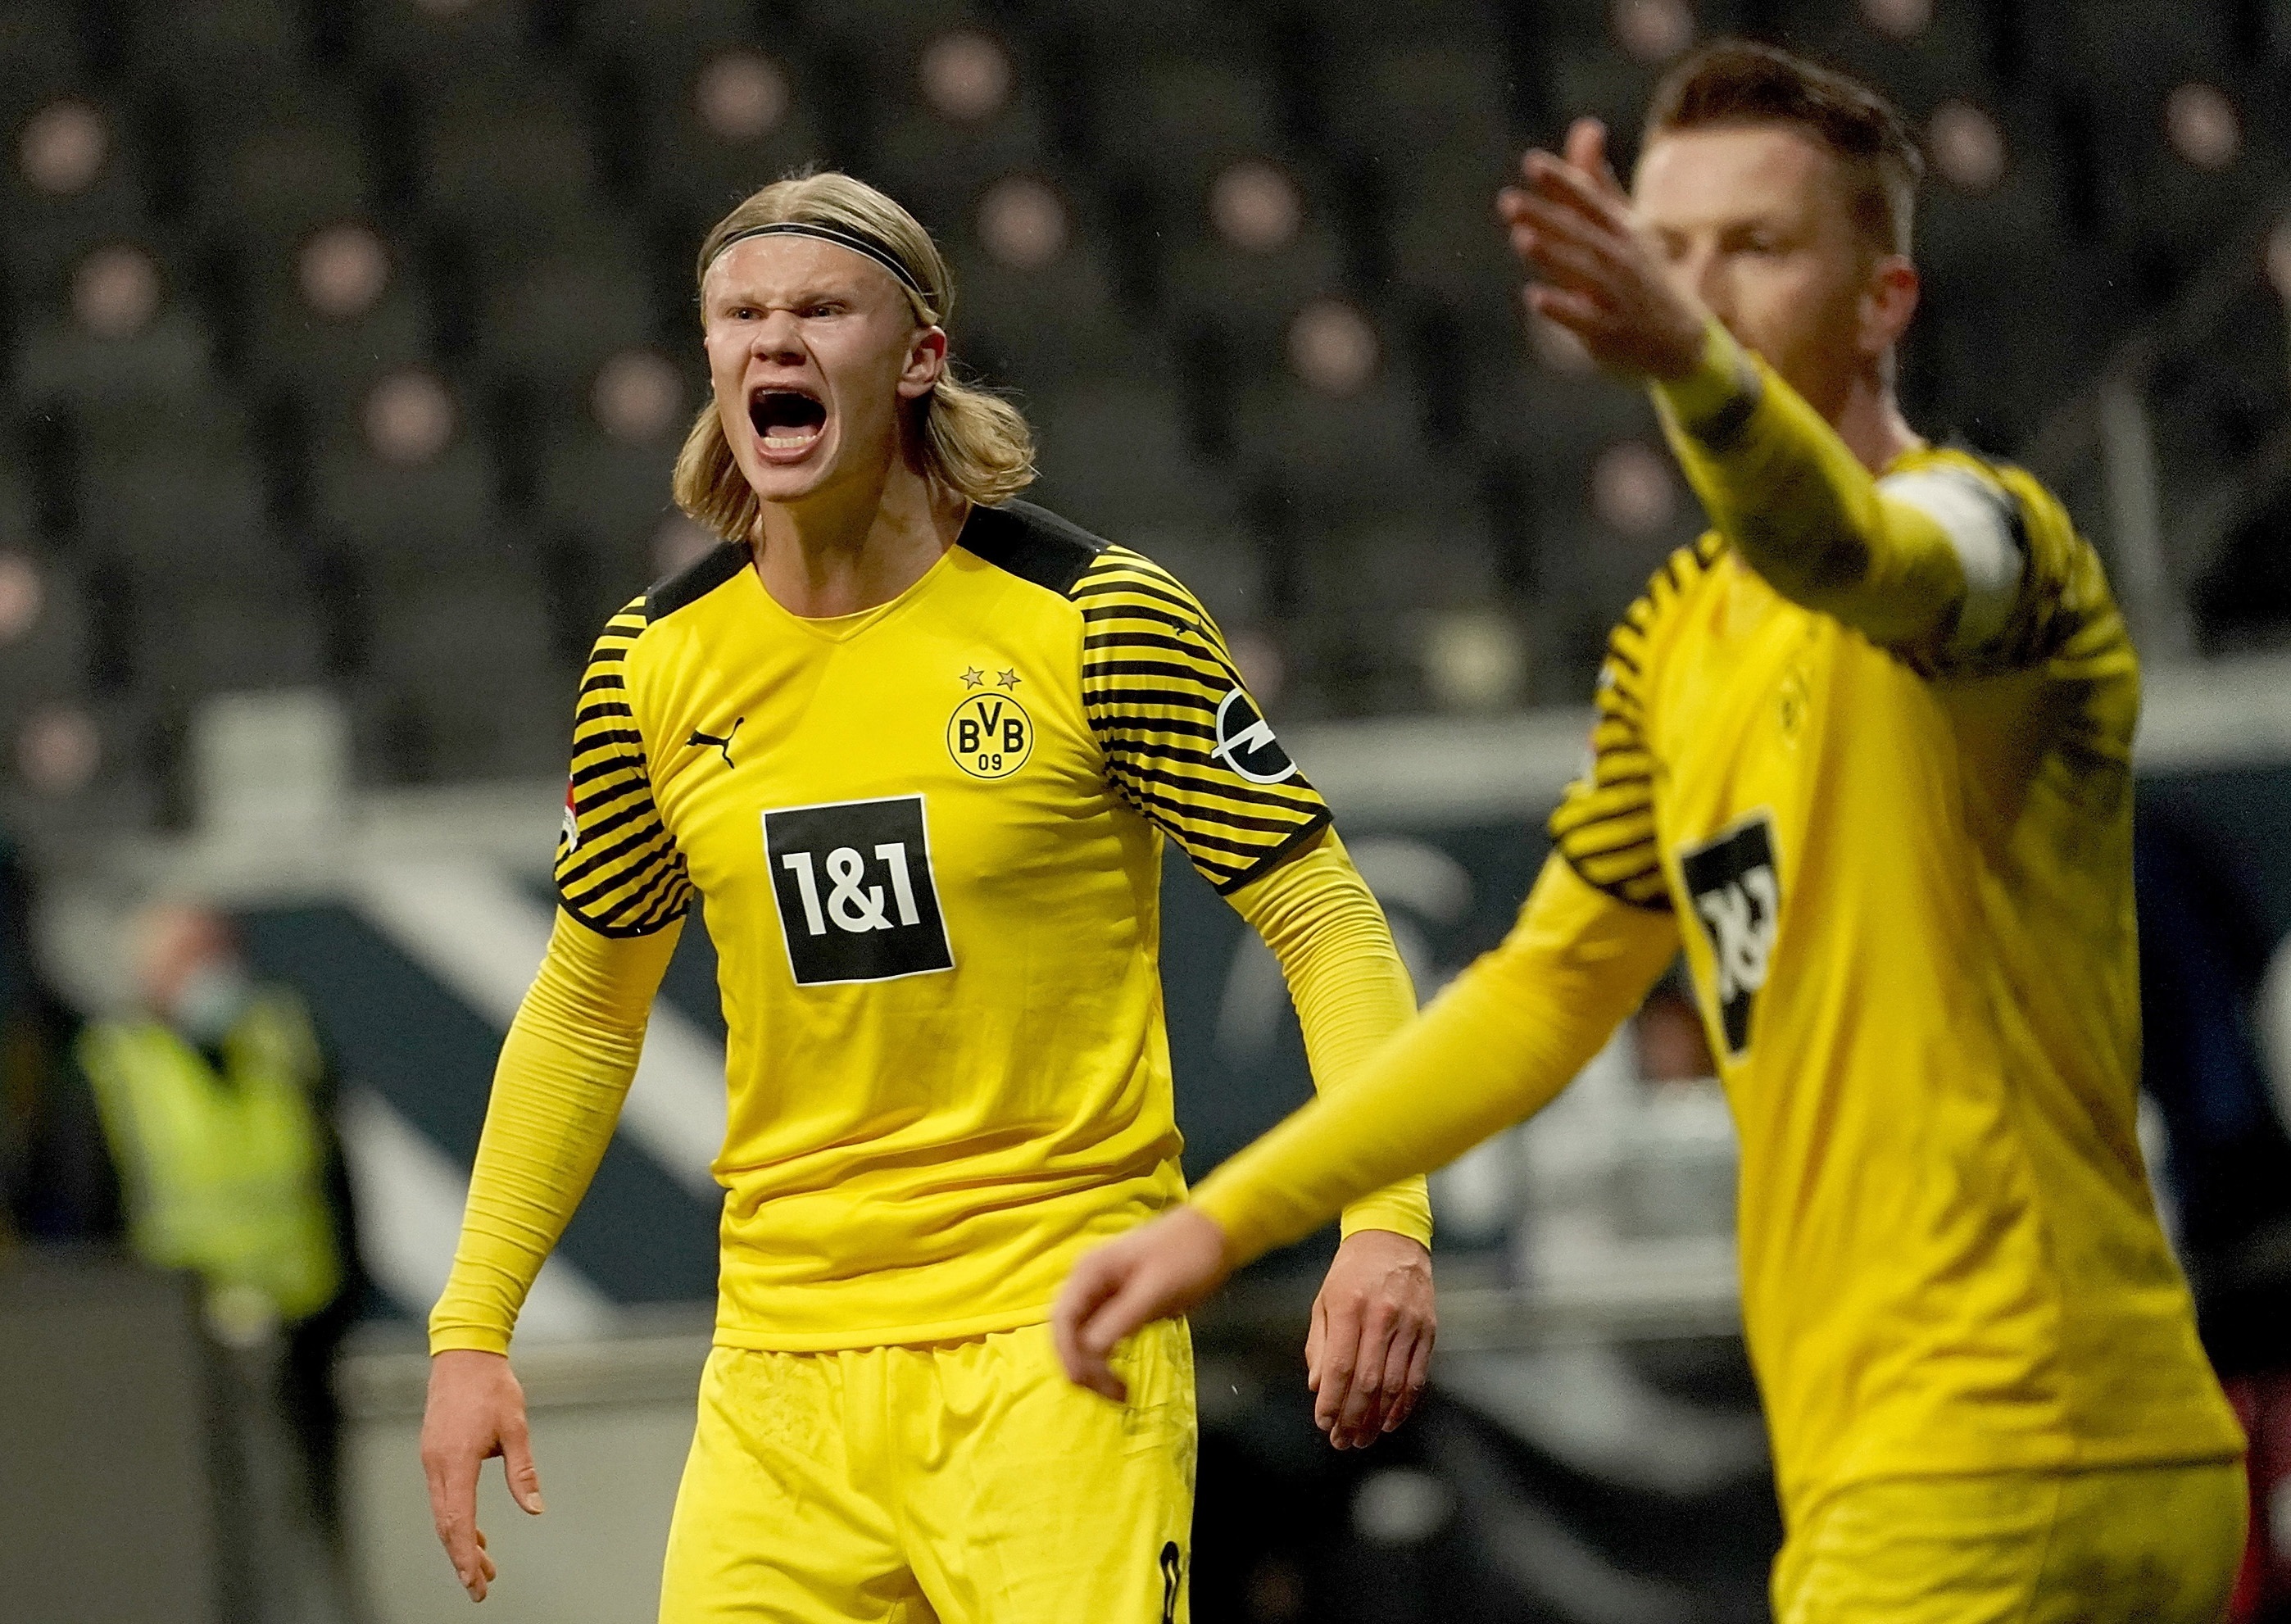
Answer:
[
  {"left": 1308, "top": 1229, "right": 1436, "bottom": 1449},
  {"left": 1498, "top": 117, "right": 1710, "bottom": 382}
]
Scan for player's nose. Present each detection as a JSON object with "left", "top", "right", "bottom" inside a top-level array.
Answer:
[
  {"left": 749, "top": 306, "right": 808, "bottom": 362},
  {"left": 1682, "top": 246, "right": 1732, "bottom": 324}
]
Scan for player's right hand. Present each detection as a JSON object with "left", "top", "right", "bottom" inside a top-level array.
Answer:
[
  {"left": 1497, "top": 116, "right": 1711, "bottom": 383},
  {"left": 1053, "top": 1206, "right": 1232, "bottom": 1400},
  {"left": 420, "top": 1348, "right": 544, "bottom": 1603}
]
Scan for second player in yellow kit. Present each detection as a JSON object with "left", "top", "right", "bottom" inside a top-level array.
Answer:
[
  {"left": 1058, "top": 43, "right": 2246, "bottom": 1624},
  {"left": 419, "top": 173, "right": 1438, "bottom": 1621}
]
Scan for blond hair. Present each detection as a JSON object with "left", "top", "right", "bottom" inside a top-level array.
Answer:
[{"left": 672, "top": 173, "right": 1036, "bottom": 539}]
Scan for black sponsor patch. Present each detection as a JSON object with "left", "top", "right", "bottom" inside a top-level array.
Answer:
[
  {"left": 763, "top": 795, "right": 955, "bottom": 986},
  {"left": 1678, "top": 813, "right": 1781, "bottom": 1059}
]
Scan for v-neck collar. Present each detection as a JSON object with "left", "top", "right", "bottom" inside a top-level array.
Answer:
[{"left": 741, "top": 522, "right": 972, "bottom": 646}]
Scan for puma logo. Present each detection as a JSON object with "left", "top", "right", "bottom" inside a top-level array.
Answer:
[
  {"left": 687, "top": 717, "right": 742, "bottom": 769},
  {"left": 1159, "top": 1541, "right": 1182, "bottom": 1624}
]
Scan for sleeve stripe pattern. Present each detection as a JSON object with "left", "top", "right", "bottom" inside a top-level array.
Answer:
[
  {"left": 553, "top": 601, "right": 695, "bottom": 937},
  {"left": 1546, "top": 536, "right": 1719, "bottom": 912},
  {"left": 1075, "top": 548, "right": 1332, "bottom": 894}
]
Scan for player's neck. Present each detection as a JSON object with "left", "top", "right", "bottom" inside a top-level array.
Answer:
[
  {"left": 1829, "top": 369, "right": 1922, "bottom": 474},
  {"left": 751, "top": 456, "right": 969, "bottom": 619}
]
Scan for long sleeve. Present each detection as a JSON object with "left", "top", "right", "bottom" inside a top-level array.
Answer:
[
  {"left": 428, "top": 917, "right": 683, "bottom": 1357},
  {"left": 1654, "top": 320, "right": 2024, "bottom": 659},
  {"left": 430, "top": 601, "right": 698, "bottom": 1354},
  {"left": 1063, "top": 546, "right": 1431, "bottom": 1243},
  {"left": 1191, "top": 855, "right": 1679, "bottom": 1266},
  {"left": 1224, "top": 829, "right": 1431, "bottom": 1248}
]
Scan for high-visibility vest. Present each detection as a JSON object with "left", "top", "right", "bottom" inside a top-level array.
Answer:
[{"left": 78, "top": 991, "right": 343, "bottom": 1326}]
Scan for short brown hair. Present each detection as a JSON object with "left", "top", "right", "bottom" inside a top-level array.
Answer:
[
  {"left": 1644, "top": 40, "right": 1923, "bottom": 256},
  {"left": 674, "top": 172, "right": 1037, "bottom": 540}
]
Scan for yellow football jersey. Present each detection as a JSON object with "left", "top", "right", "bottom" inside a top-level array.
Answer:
[
  {"left": 554, "top": 501, "right": 1338, "bottom": 1351},
  {"left": 1549, "top": 447, "right": 2244, "bottom": 1508}
]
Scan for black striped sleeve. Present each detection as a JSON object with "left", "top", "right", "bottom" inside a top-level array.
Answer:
[
  {"left": 1545, "top": 538, "right": 1713, "bottom": 913},
  {"left": 1073, "top": 548, "right": 1332, "bottom": 894},
  {"left": 551, "top": 599, "right": 694, "bottom": 937}
]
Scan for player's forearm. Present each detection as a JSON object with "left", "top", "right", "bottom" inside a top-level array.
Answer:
[
  {"left": 1194, "top": 855, "right": 1676, "bottom": 1264},
  {"left": 1654, "top": 320, "right": 1968, "bottom": 649},
  {"left": 1230, "top": 832, "right": 1431, "bottom": 1246},
  {"left": 428, "top": 912, "right": 679, "bottom": 1354}
]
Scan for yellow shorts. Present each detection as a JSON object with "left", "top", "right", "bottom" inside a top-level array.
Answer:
[
  {"left": 659, "top": 1318, "right": 1195, "bottom": 1623},
  {"left": 1772, "top": 1459, "right": 2248, "bottom": 1624}
]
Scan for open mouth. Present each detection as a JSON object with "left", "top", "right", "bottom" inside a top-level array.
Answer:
[{"left": 750, "top": 388, "right": 827, "bottom": 451}]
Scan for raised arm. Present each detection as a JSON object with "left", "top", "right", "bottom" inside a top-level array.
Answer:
[
  {"left": 1654, "top": 320, "right": 2021, "bottom": 656},
  {"left": 1227, "top": 830, "right": 1436, "bottom": 1447},
  {"left": 1499, "top": 118, "right": 2023, "bottom": 661}
]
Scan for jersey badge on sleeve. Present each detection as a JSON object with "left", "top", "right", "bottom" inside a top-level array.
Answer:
[
  {"left": 559, "top": 778, "right": 580, "bottom": 853},
  {"left": 1211, "top": 688, "right": 1297, "bottom": 785},
  {"left": 1679, "top": 811, "right": 1781, "bottom": 1059}
]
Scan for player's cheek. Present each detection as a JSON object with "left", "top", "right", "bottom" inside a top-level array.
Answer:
[
  {"left": 1785, "top": 261, "right": 1859, "bottom": 349},
  {"left": 705, "top": 373, "right": 743, "bottom": 430}
]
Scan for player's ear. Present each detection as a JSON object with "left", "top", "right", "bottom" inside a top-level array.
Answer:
[
  {"left": 898, "top": 325, "right": 948, "bottom": 401},
  {"left": 1859, "top": 254, "right": 1918, "bottom": 360}
]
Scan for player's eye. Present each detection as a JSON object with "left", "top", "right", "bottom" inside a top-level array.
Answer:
[{"left": 803, "top": 302, "right": 846, "bottom": 318}]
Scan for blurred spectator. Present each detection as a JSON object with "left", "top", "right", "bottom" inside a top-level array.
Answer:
[{"left": 75, "top": 901, "right": 364, "bottom": 1557}]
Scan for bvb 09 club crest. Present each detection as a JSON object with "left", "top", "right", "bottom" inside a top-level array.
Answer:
[{"left": 946, "top": 691, "right": 1033, "bottom": 779}]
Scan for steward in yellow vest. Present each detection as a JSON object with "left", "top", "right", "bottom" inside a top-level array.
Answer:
[{"left": 78, "top": 945, "right": 342, "bottom": 1336}]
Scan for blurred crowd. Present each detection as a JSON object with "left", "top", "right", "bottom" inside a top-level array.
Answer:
[{"left": 3, "top": 0, "right": 2290, "bottom": 835}]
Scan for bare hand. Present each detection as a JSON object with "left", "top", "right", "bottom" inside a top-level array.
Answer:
[
  {"left": 420, "top": 1349, "right": 544, "bottom": 1602},
  {"left": 1307, "top": 1229, "right": 1436, "bottom": 1449},
  {"left": 1053, "top": 1207, "right": 1232, "bottom": 1401},
  {"left": 1497, "top": 117, "right": 1709, "bottom": 381}
]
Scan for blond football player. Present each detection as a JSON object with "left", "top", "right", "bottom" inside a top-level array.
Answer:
[
  {"left": 417, "top": 174, "right": 1437, "bottom": 1620},
  {"left": 1055, "top": 42, "right": 2248, "bottom": 1624}
]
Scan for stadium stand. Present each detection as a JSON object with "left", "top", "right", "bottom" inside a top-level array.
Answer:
[{"left": 2, "top": 0, "right": 2290, "bottom": 829}]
